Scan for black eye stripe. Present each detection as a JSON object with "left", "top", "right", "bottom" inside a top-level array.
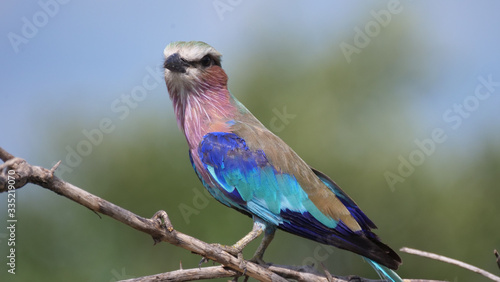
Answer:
[{"left": 181, "top": 55, "right": 221, "bottom": 68}]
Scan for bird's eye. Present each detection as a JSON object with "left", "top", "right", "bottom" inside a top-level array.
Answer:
[{"left": 200, "top": 55, "right": 213, "bottom": 67}]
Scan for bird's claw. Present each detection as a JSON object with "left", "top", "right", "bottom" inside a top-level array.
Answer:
[{"left": 198, "top": 257, "right": 210, "bottom": 268}]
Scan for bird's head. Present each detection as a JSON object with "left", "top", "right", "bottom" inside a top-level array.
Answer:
[{"left": 163, "top": 41, "right": 227, "bottom": 97}]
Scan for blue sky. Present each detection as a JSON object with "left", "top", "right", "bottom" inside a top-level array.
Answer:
[{"left": 1, "top": 0, "right": 500, "bottom": 165}]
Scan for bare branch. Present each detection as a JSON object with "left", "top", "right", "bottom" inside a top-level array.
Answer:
[
  {"left": 401, "top": 247, "right": 500, "bottom": 282},
  {"left": 0, "top": 146, "right": 440, "bottom": 281},
  {"left": 121, "top": 262, "right": 449, "bottom": 282},
  {"left": 120, "top": 265, "right": 347, "bottom": 282}
]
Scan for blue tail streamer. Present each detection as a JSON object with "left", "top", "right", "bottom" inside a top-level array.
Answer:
[{"left": 363, "top": 258, "right": 403, "bottom": 282}]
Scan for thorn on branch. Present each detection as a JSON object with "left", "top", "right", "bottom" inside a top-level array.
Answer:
[
  {"left": 495, "top": 249, "right": 500, "bottom": 270},
  {"left": 91, "top": 210, "right": 102, "bottom": 219},
  {"left": 50, "top": 160, "right": 62, "bottom": 176}
]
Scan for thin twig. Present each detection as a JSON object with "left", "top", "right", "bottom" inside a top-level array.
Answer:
[
  {"left": 401, "top": 247, "right": 500, "bottom": 282},
  {"left": 0, "top": 146, "right": 14, "bottom": 162}
]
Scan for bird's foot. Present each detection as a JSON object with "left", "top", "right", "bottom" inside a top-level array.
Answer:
[{"left": 198, "top": 257, "right": 210, "bottom": 268}]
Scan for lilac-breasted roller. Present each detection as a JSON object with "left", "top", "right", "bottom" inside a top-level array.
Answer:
[{"left": 163, "top": 41, "right": 402, "bottom": 281}]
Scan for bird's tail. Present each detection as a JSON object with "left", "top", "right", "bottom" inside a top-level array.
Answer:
[{"left": 363, "top": 258, "right": 403, "bottom": 282}]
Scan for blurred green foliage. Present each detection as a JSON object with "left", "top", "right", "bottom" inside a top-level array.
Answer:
[{"left": 2, "top": 15, "right": 500, "bottom": 282}]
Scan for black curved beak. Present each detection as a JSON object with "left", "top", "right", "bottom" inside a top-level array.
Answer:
[{"left": 164, "top": 53, "right": 190, "bottom": 73}]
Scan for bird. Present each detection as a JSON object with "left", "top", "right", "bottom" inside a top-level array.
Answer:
[{"left": 162, "top": 41, "right": 403, "bottom": 281}]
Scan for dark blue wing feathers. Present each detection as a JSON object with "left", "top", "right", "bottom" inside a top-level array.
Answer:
[{"left": 311, "top": 168, "right": 378, "bottom": 231}]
